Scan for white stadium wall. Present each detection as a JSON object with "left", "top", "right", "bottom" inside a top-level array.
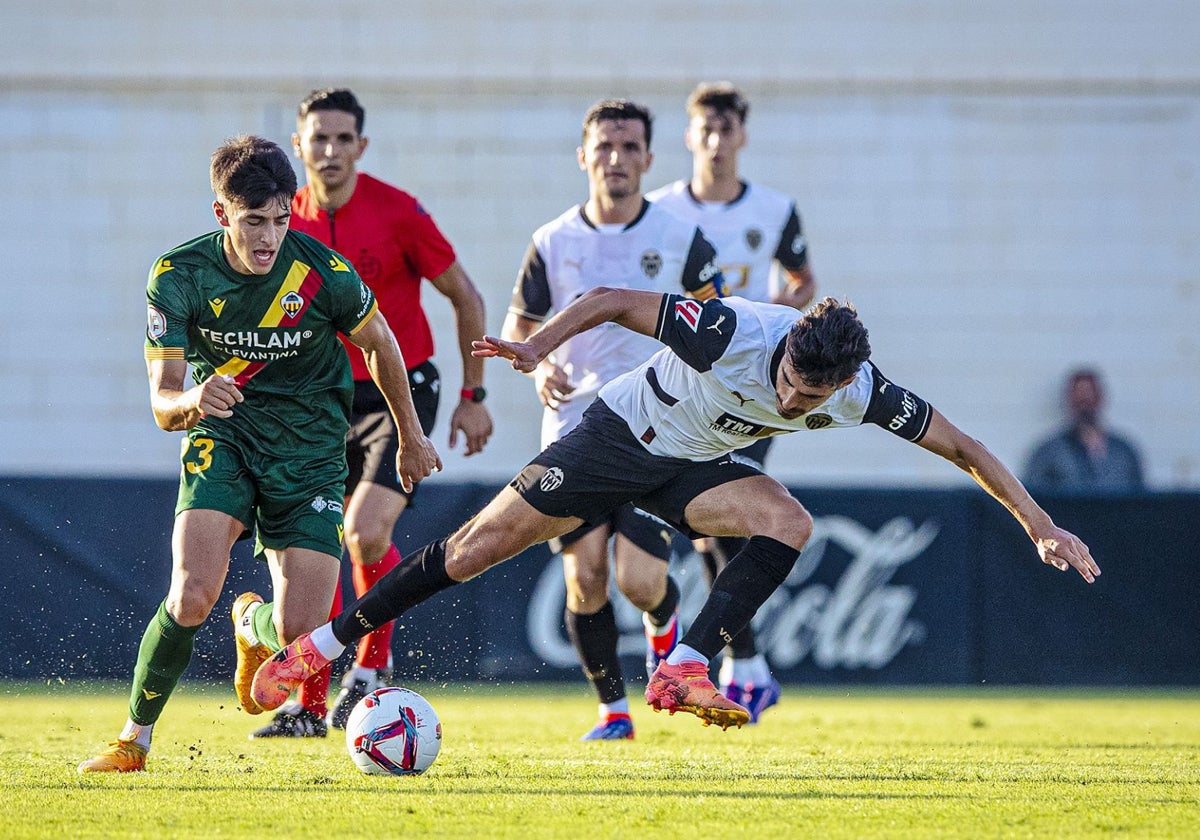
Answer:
[{"left": 2, "top": 2, "right": 1197, "bottom": 487}]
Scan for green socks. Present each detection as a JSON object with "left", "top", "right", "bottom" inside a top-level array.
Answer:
[
  {"left": 250, "top": 600, "right": 282, "bottom": 651},
  {"left": 128, "top": 601, "right": 202, "bottom": 725}
]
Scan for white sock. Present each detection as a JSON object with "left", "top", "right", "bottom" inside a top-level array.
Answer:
[
  {"left": 665, "top": 644, "right": 708, "bottom": 667},
  {"left": 343, "top": 664, "right": 384, "bottom": 689},
  {"left": 119, "top": 719, "right": 153, "bottom": 749},
  {"left": 238, "top": 603, "right": 261, "bottom": 646},
  {"left": 309, "top": 623, "right": 346, "bottom": 661},
  {"left": 723, "top": 654, "right": 771, "bottom": 687},
  {"left": 642, "top": 610, "right": 676, "bottom": 636},
  {"left": 718, "top": 655, "right": 736, "bottom": 687},
  {"left": 599, "top": 698, "right": 630, "bottom": 717}
]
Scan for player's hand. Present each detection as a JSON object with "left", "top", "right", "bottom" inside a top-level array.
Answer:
[
  {"left": 1034, "top": 526, "right": 1100, "bottom": 583},
  {"left": 195, "top": 374, "right": 243, "bottom": 419},
  {"left": 534, "top": 362, "right": 574, "bottom": 411},
  {"left": 448, "top": 400, "right": 493, "bottom": 456},
  {"left": 395, "top": 435, "right": 442, "bottom": 494},
  {"left": 472, "top": 336, "right": 539, "bottom": 373}
]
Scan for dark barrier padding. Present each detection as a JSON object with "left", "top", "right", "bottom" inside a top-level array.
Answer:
[
  {"left": 975, "top": 494, "right": 1200, "bottom": 685},
  {"left": 1, "top": 477, "right": 1196, "bottom": 685}
]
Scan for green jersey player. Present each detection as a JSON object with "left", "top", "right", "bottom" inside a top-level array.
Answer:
[{"left": 78, "top": 135, "right": 440, "bottom": 773}]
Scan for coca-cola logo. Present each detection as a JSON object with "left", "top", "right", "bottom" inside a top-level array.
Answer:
[{"left": 525, "top": 514, "right": 937, "bottom": 671}]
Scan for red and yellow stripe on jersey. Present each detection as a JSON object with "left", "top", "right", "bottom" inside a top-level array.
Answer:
[{"left": 212, "top": 260, "right": 336, "bottom": 388}]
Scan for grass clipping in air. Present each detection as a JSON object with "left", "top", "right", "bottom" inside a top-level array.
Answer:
[{"left": 2, "top": 681, "right": 1198, "bottom": 839}]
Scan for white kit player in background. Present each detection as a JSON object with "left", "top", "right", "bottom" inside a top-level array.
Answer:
[
  {"left": 646, "top": 81, "right": 817, "bottom": 721},
  {"left": 647, "top": 81, "right": 815, "bottom": 311},
  {"left": 502, "top": 99, "right": 725, "bottom": 741}
]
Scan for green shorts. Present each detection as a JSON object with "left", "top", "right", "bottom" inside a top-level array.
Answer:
[{"left": 175, "top": 429, "right": 347, "bottom": 560}]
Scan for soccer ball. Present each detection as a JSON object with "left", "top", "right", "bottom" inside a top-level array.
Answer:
[{"left": 345, "top": 687, "right": 442, "bottom": 776}]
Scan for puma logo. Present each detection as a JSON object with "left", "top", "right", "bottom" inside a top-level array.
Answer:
[
  {"left": 707, "top": 314, "right": 727, "bottom": 334},
  {"left": 730, "top": 391, "right": 753, "bottom": 407}
]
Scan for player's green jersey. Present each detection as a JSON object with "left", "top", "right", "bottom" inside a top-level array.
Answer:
[{"left": 144, "top": 229, "right": 378, "bottom": 458}]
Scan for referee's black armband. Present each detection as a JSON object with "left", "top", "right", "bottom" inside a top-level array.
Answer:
[{"left": 862, "top": 362, "right": 933, "bottom": 442}]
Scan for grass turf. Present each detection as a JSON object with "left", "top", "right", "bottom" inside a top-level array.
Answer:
[{"left": 1, "top": 681, "right": 1197, "bottom": 839}]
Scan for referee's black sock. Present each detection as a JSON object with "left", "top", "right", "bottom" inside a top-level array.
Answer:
[
  {"left": 679, "top": 535, "right": 800, "bottom": 661},
  {"left": 565, "top": 602, "right": 626, "bottom": 704},
  {"left": 331, "top": 539, "right": 456, "bottom": 646}
]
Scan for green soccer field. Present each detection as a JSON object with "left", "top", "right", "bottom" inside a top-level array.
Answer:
[{"left": 1, "top": 681, "right": 1197, "bottom": 839}]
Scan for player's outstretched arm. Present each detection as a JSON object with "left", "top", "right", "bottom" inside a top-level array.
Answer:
[
  {"left": 349, "top": 311, "right": 442, "bottom": 492},
  {"left": 499, "top": 311, "right": 575, "bottom": 410},
  {"left": 474, "top": 287, "right": 665, "bottom": 372},
  {"left": 916, "top": 407, "right": 1101, "bottom": 583}
]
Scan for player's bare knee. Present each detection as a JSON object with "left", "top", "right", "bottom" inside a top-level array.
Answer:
[
  {"left": 166, "top": 584, "right": 219, "bottom": 626},
  {"left": 345, "top": 527, "right": 390, "bottom": 565},
  {"left": 565, "top": 562, "right": 608, "bottom": 605},
  {"left": 755, "top": 498, "right": 813, "bottom": 550}
]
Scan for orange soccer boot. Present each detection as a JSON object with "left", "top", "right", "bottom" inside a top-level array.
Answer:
[
  {"left": 251, "top": 631, "right": 332, "bottom": 713},
  {"left": 232, "top": 592, "right": 272, "bottom": 715},
  {"left": 645, "top": 660, "right": 750, "bottom": 730},
  {"left": 77, "top": 739, "right": 148, "bottom": 773}
]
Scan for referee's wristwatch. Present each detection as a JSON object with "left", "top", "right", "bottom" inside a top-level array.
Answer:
[{"left": 460, "top": 386, "right": 487, "bottom": 403}]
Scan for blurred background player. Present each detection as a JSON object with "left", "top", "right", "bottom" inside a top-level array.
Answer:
[
  {"left": 646, "top": 81, "right": 817, "bottom": 721},
  {"left": 1024, "top": 367, "right": 1144, "bottom": 493},
  {"left": 78, "top": 135, "right": 439, "bottom": 772},
  {"left": 502, "top": 99, "right": 725, "bottom": 740},
  {"left": 250, "top": 89, "right": 493, "bottom": 738}
]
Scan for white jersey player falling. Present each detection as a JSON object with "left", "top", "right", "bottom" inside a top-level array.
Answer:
[
  {"left": 646, "top": 180, "right": 808, "bottom": 304},
  {"left": 600, "top": 295, "right": 934, "bottom": 460},
  {"left": 508, "top": 200, "right": 724, "bottom": 447}
]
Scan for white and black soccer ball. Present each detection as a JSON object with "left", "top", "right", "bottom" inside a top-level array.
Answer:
[{"left": 345, "top": 687, "right": 442, "bottom": 776}]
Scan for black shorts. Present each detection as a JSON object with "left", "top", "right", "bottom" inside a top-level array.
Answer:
[
  {"left": 510, "top": 399, "right": 763, "bottom": 541},
  {"left": 346, "top": 360, "right": 440, "bottom": 502},
  {"left": 550, "top": 503, "right": 675, "bottom": 561}
]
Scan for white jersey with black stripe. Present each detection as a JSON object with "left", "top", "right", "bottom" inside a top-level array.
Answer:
[
  {"left": 646, "top": 180, "right": 807, "bottom": 303},
  {"left": 598, "top": 295, "right": 932, "bottom": 461},
  {"left": 509, "top": 201, "right": 722, "bottom": 447}
]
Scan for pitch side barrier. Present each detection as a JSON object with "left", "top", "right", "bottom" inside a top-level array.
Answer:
[{"left": 1, "top": 477, "right": 1196, "bottom": 686}]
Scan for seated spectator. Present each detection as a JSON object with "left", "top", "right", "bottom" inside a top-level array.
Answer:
[{"left": 1024, "top": 368, "right": 1145, "bottom": 492}]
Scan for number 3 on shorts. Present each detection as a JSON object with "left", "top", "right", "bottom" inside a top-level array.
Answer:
[{"left": 183, "top": 437, "right": 215, "bottom": 474}]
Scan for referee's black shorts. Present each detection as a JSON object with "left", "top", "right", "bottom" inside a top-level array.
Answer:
[
  {"left": 509, "top": 399, "right": 762, "bottom": 541},
  {"left": 345, "top": 360, "right": 440, "bottom": 502}
]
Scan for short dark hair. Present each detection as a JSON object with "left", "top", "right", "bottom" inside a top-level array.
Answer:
[
  {"left": 785, "top": 297, "right": 872, "bottom": 387},
  {"left": 209, "top": 135, "right": 298, "bottom": 208},
  {"left": 581, "top": 99, "right": 653, "bottom": 149},
  {"left": 298, "top": 88, "right": 366, "bottom": 134},
  {"left": 1067, "top": 367, "right": 1101, "bottom": 388},
  {"left": 687, "top": 81, "right": 750, "bottom": 124}
]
